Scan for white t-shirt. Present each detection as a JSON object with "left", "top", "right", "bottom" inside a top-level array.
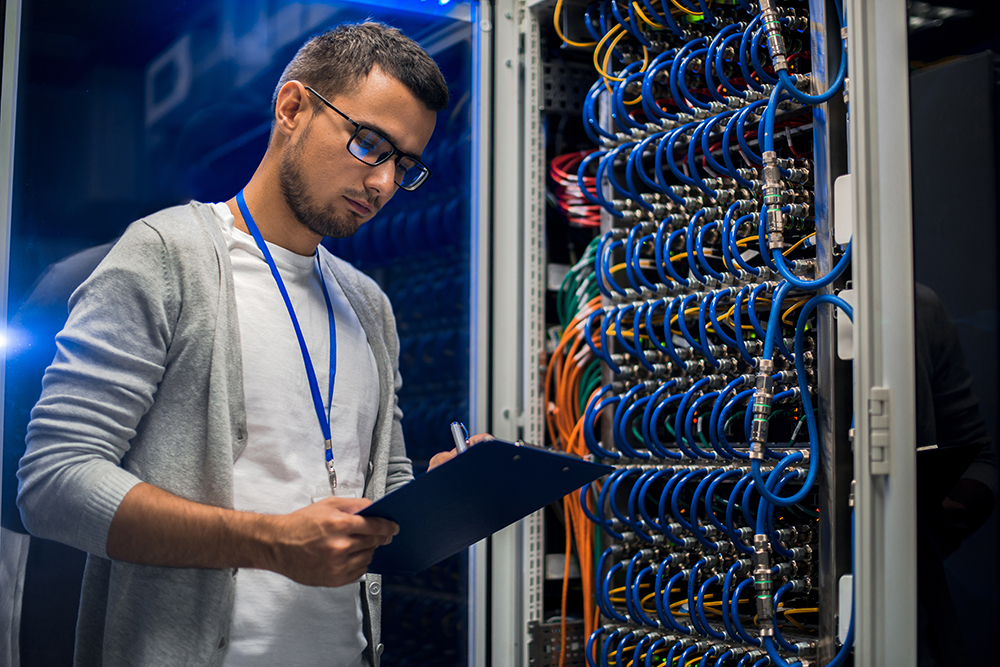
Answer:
[{"left": 212, "top": 203, "right": 379, "bottom": 667}]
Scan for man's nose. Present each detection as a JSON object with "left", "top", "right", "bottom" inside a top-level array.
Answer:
[{"left": 365, "top": 159, "right": 398, "bottom": 196}]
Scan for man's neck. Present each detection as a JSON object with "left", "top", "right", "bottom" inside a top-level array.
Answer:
[{"left": 225, "top": 186, "right": 322, "bottom": 257}]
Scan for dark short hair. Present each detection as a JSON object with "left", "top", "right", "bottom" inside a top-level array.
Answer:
[{"left": 273, "top": 21, "right": 449, "bottom": 117}]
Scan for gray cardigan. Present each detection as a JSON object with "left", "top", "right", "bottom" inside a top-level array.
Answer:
[{"left": 17, "top": 201, "right": 412, "bottom": 666}]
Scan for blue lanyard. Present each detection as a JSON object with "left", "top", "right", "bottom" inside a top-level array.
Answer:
[{"left": 236, "top": 190, "right": 339, "bottom": 491}]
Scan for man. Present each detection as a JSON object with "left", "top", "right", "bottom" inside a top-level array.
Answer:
[{"left": 17, "top": 21, "right": 463, "bottom": 666}]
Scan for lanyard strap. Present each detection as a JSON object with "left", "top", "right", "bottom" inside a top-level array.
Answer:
[{"left": 236, "top": 190, "right": 339, "bottom": 489}]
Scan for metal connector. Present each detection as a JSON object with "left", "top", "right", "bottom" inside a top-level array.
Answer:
[{"left": 753, "top": 534, "right": 774, "bottom": 621}]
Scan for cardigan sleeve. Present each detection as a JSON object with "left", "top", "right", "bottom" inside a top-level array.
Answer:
[{"left": 17, "top": 220, "right": 179, "bottom": 557}]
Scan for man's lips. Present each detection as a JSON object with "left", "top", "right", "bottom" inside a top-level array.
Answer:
[{"left": 345, "top": 196, "right": 373, "bottom": 215}]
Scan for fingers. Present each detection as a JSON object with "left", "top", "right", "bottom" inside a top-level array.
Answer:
[
  {"left": 468, "top": 432, "right": 495, "bottom": 446},
  {"left": 310, "top": 497, "right": 398, "bottom": 538},
  {"left": 428, "top": 449, "right": 458, "bottom": 470}
]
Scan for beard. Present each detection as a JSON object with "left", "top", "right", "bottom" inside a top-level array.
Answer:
[{"left": 278, "top": 123, "right": 379, "bottom": 239}]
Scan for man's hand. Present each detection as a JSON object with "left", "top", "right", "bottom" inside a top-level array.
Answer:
[
  {"left": 427, "top": 432, "right": 494, "bottom": 470},
  {"left": 263, "top": 497, "right": 397, "bottom": 587},
  {"left": 106, "top": 482, "right": 397, "bottom": 588}
]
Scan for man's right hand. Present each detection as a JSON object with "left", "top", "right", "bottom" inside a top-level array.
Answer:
[
  {"left": 106, "top": 483, "right": 398, "bottom": 587},
  {"left": 262, "top": 497, "right": 397, "bottom": 587}
]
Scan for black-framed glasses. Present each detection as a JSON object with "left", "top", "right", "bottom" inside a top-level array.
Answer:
[{"left": 304, "top": 86, "right": 431, "bottom": 192}]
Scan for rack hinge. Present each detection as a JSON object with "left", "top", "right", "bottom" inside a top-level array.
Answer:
[{"left": 868, "top": 387, "right": 890, "bottom": 475}]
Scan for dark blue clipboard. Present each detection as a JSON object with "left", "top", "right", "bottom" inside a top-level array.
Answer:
[{"left": 358, "top": 439, "right": 613, "bottom": 575}]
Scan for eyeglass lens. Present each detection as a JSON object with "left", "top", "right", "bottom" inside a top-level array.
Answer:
[{"left": 347, "top": 130, "right": 428, "bottom": 190}]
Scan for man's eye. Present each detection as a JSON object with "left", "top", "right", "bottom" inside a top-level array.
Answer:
[{"left": 357, "top": 137, "right": 380, "bottom": 152}]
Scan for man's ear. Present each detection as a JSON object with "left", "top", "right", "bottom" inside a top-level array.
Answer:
[{"left": 273, "top": 81, "right": 311, "bottom": 139}]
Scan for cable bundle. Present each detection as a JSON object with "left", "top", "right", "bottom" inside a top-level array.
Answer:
[
  {"left": 549, "top": 1, "right": 855, "bottom": 665},
  {"left": 552, "top": 150, "right": 603, "bottom": 228}
]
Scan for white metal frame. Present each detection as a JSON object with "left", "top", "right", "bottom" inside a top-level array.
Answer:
[
  {"left": 847, "top": 0, "right": 918, "bottom": 665},
  {"left": 0, "top": 0, "right": 20, "bottom": 542},
  {"left": 0, "top": 2, "right": 23, "bottom": 665},
  {"left": 488, "top": 0, "right": 548, "bottom": 665},
  {"left": 470, "top": 1, "right": 493, "bottom": 665}
]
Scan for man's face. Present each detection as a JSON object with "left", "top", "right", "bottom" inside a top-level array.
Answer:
[{"left": 279, "top": 66, "right": 437, "bottom": 239}]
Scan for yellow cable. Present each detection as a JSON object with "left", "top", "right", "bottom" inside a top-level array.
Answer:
[
  {"left": 554, "top": 0, "right": 598, "bottom": 48},
  {"left": 669, "top": 0, "right": 703, "bottom": 16},
  {"left": 783, "top": 232, "right": 817, "bottom": 256},
  {"left": 594, "top": 25, "right": 626, "bottom": 81},
  {"left": 632, "top": 2, "right": 664, "bottom": 29},
  {"left": 782, "top": 607, "right": 819, "bottom": 631},
  {"left": 781, "top": 298, "right": 810, "bottom": 325},
  {"left": 595, "top": 21, "right": 649, "bottom": 98}
]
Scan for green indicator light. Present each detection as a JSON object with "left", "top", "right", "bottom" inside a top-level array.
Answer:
[{"left": 684, "top": 14, "right": 705, "bottom": 23}]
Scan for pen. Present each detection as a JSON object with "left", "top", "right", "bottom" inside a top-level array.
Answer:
[{"left": 450, "top": 421, "right": 469, "bottom": 454}]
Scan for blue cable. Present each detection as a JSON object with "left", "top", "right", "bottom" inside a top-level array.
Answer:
[
  {"left": 730, "top": 578, "right": 763, "bottom": 645},
  {"left": 640, "top": 52, "right": 679, "bottom": 122},
  {"left": 700, "top": 111, "right": 739, "bottom": 180},
  {"left": 641, "top": 381, "right": 679, "bottom": 459},
  {"left": 752, "top": 294, "right": 854, "bottom": 506},
  {"left": 687, "top": 120, "right": 720, "bottom": 197},
  {"left": 630, "top": 234, "right": 660, "bottom": 292},
  {"left": 739, "top": 14, "right": 766, "bottom": 92},
  {"left": 595, "top": 155, "right": 626, "bottom": 217},
  {"left": 676, "top": 293, "right": 705, "bottom": 354},
  {"left": 710, "top": 376, "right": 749, "bottom": 459},
  {"left": 601, "top": 628, "right": 624, "bottom": 666},
  {"left": 731, "top": 286, "right": 756, "bottom": 366},
  {"left": 773, "top": 239, "right": 853, "bottom": 290},
  {"left": 685, "top": 391, "right": 723, "bottom": 459},
  {"left": 705, "top": 23, "right": 743, "bottom": 102},
  {"left": 716, "top": 32, "right": 750, "bottom": 98},
  {"left": 726, "top": 472, "right": 755, "bottom": 555},
  {"left": 609, "top": 468, "right": 642, "bottom": 527},
  {"left": 631, "top": 564, "right": 660, "bottom": 627},
  {"left": 621, "top": 395, "right": 654, "bottom": 462},
  {"left": 631, "top": 635, "right": 653, "bottom": 667},
  {"left": 626, "top": 138, "right": 663, "bottom": 206},
  {"left": 579, "top": 151, "right": 607, "bottom": 208},
  {"left": 658, "top": 468, "right": 694, "bottom": 544},
  {"left": 719, "top": 388, "right": 756, "bottom": 462},
  {"left": 708, "top": 287, "right": 739, "bottom": 350},
  {"left": 669, "top": 38, "right": 708, "bottom": 114},
  {"left": 662, "top": 229, "right": 692, "bottom": 286},
  {"left": 586, "top": 626, "right": 604, "bottom": 667},
  {"left": 603, "top": 144, "right": 638, "bottom": 199},
  {"left": 638, "top": 467, "right": 676, "bottom": 530},
  {"left": 697, "top": 574, "right": 727, "bottom": 640},
  {"left": 750, "top": 23, "right": 780, "bottom": 85},
  {"left": 705, "top": 468, "right": 746, "bottom": 536},
  {"left": 721, "top": 561, "right": 744, "bottom": 641},
  {"left": 771, "top": 582, "right": 801, "bottom": 653},
  {"left": 671, "top": 468, "right": 710, "bottom": 537},
  {"left": 584, "top": 390, "right": 621, "bottom": 459},
  {"left": 653, "top": 216, "right": 677, "bottom": 285},
  {"left": 649, "top": 393, "right": 686, "bottom": 462},
  {"left": 689, "top": 468, "right": 726, "bottom": 550},
  {"left": 662, "top": 571, "right": 693, "bottom": 634},
  {"left": 685, "top": 210, "right": 709, "bottom": 284},
  {"left": 728, "top": 213, "right": 763, "bottom": 275},
  {"left": 674, "top": 377, "right": 711, "bottom": 456},
  {"left": 677, "top": 47, "right": 713, "bottom": 111},
  {"left": 736, "top": 104, "right": 764, "bottom": 166},
  {"left": 644, "top": 637, "right": 669, "bottom": 667},
  {"left": 613, "top": 382, "right": 652, "bottom": 459},
  {"left": 697, "top": 221, "right": 727, "bottom": 283}
]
